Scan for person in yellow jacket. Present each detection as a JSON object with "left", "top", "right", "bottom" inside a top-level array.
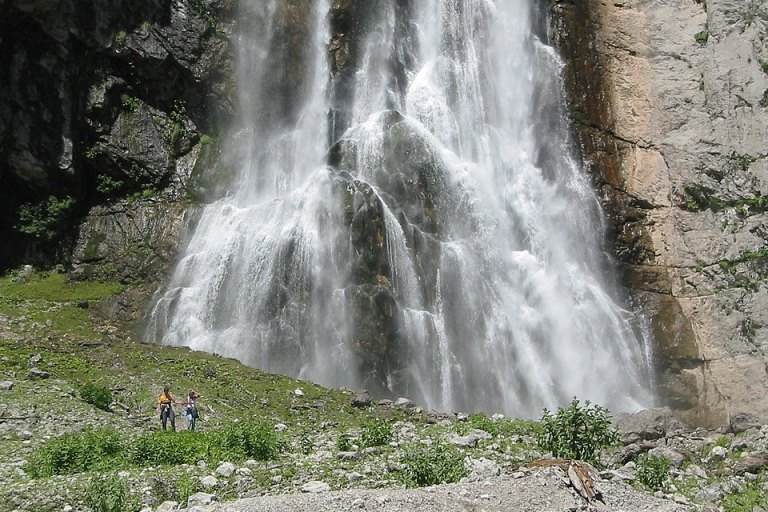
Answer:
[{"left": 157, "top": 386, "right": 178, "bottom": 431}]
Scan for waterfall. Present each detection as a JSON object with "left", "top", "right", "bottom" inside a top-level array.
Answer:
[{"left": 146, "top": 0, "right": 652, "bottom": 417}]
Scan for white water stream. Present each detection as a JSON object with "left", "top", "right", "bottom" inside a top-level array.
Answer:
[{"left": 146, "top": 0, "right": 652, "bottom": 416}]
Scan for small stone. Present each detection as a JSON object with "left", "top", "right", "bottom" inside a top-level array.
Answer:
[
  {"left": 647, "top": 446, "right": 686, "bottom": 468},
  {"left": 348, "top": 471, "right": 364, "bottom": 482},
  {"left": 337, "top": 451, "right": 359, "bottom": 460},
  {"left": 28, "top": 354, "right": 43, "bottom": 367},
  {"left": 62, "top": 506, "right": 73, "bottom": 512},
  {"left": 118, "top": 470, "right": 130, "bottom": 478},
  {"left": 76, "top": 300, "right": 89, "bottom": 309},
  {"left": 511, "top": 471, "right": 526, "bottom": 479},
  {"left": 271, "top": 475, "right": 283, "bottom": 484},
  {"left": 352, "top": 497, "right": 365, "bottom": 507},
  {"left": 27, "top": 368, "right": 49, "bottom": 380},
  {"left": 201, "top": 475, "right": 218, "bottom": 488},
  {"left": 245, "top": 459, "right": 259, "bottom": 467},
  {"left": 274, "top": 423, "right": 288, "bottom": 432},
  {"left": 215, "top": 462, "right": 236, "bottom": 477},
  {"left": 456, "top": 413, "right": 469, "bottom": 422},
  {"left": 394, "top": 397, "right": 413, "bottom": 407},
  {"left": 236, "top": 467, "right": 252, "bottom": 476},
  {"left": 156, "top": 501, "right": 179, "bottom": 512},
  {"left": 491, "top": 413, "right": 505, "bottom": 420},
  {"left": 0, "top": 381, "right": 13, "bottom": 391},
  {"left": 377, "top": 399, "right": 393, "bottom": 406},
  {"left": 294, "top": 388, "right": 304, "bottom": 396},
  {"left": 187, "top": 492, "right": 216, "bottom": 507},
  {"left": 708, "top": 446, "right": 728, "bottom": 462},
  {"left": 301, "top": 481, "right": 330, "bottom": 493},
  {"left": 19, "top": 430, "right": 33, "bottom": 440},
  {"left": 196, "top": 460, "right": 207, "bottom": 469}
]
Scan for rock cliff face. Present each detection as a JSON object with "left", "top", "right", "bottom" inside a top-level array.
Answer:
[
  {"left": 553, "top": 0, "right": 768, "bottom": 426},
  {"left": 3, "top": 0, "right": 766, "bottom": 426},
  {"left": 0, "top": 0, "right": 235, "bottom": 276}
]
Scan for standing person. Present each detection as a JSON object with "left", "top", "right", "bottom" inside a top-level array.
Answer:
[
  {"left": 184, "top": 389, "right": 201, "bottom": 431},
  {"left": 157, "top": 386, "right": 177, "bottom": 431}
]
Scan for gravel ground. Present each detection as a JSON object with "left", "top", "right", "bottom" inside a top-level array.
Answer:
[{"left": 202, "top": 467, "right": 695, "bottom": 512}]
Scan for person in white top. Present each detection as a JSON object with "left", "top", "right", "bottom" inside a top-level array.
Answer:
[{"left": 184, "top": 389, "right": 201, "bottom": 431}]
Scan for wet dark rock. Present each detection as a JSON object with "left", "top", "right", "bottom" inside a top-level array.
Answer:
[
  {"left": 728, "top": 412, "right": 763, "bottom": 434},
  {"left": 27, "top": 368, "right": 50, "bottom": 380},
  {"left": 350, "top": 390, "right": 371, "bottom": 408}
]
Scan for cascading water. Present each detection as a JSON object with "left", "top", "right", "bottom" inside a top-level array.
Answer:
[{"left": 146, "top": 0, "right": 653, "bottom": 417}]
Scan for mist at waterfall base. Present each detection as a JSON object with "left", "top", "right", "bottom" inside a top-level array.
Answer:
[{"left": 146, "top": 0, "right": 653, "bottom": 418}]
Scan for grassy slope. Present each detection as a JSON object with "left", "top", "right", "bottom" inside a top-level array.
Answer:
[{"left": 0, "top": 271, "right": 538, "bottom": 511}]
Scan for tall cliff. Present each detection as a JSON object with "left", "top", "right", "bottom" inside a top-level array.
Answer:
[
  {"left": 2, "top": 0, "right": 766, "bottom": 425},
  {"left": 553, "top": 0, "right": 768, "bottom": 426}
]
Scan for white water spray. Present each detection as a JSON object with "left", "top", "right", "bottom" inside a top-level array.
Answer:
[{"left": 146, "top": 0, "right": 652, "bottom": 417}]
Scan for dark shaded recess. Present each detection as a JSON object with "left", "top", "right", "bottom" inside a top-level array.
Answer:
[{"left": 0, "top": 0, "right": 171, "bottom": 270}]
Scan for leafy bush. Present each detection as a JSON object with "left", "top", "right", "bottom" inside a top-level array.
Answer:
[
  {"left": 636, "top": 455, "right": 670, "bottom": 490},
  {"left": 80, "top": 383, "right": 113, "bottom": 412},
  {"left": 27, "top": 428, "right": 123, "bottom": 477},
  {"left": 83, "top": 473, "right": 141, "bottom": 512},
  {"left": 128, "top": 431, "right": 205, "bottom": 466},
  {"left": 215, "top": 421, "right": 285, "bottom": 461},
  {"left": 336, "top": 433, "right": 353, "bottom": 452},
  {"left": 176, "top": 474, "right": 202, "bottom": 506},
  {"left": 16, "top": 195, "right": 76, "bottom": 241},
  {"left": 535, "top": 397, "right": 619, "bottom": 463},
  {"left": 360, "top": 419, "right": 393, "bottom": 448},
  {"left": 721, "top": 482, "right": 768, "bottom": 512},
  {"left": 400, "top": 442, "right": 468, "bottom": 488}
]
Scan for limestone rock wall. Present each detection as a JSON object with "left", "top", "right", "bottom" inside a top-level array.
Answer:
[
  {"left": 0, "top": 0, "right": 236, "bottom": 272},
  {"left": 553, "top": 0, "right": 768, "bottom": 426}
]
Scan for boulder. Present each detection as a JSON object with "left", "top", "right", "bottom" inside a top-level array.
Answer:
[
  {"left": 200, "top": 475, "right": 218, "bottom": 488},
  {"left": 215, "top": 462, "right": 235, "bottom": 478},
  {"left": 0, "top": 381, "right": 13, "bottom": 391},
  {"left": 350, "top": 390, "right": 371, "bottom": 408},
  {"left": 187, "top": 492, "right": 216, "bottom": 507},
  {"left": 733, "top": 452, "right": 768, "bottom": 475},
  {"left": 27, "top": 368, "right": 50, "bottom": 380},
  {"left": 728, "top": 412, "right": 763, "bottom": 434},
  {"left": 647, "top": 446, "right": 687, "bottom": 468},
  {"left": 301, "top": 481, "right": 331, "bottom": 493}
]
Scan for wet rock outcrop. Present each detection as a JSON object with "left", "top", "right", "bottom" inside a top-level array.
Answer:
[
  {"left": 553, "top": 0, "right": 768, "bottom": 426},
  {"left": 0, "top": 0, "right": 236, "bottom": 275}
]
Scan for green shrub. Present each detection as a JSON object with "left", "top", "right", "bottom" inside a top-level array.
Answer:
[
  {"left": 400, "top": 442, "right": 468, "bottom": 488},
  {"left": 128, "top": 431, "right": 205, "bottom": 466},
  {"left": 16, "top": 195, "right": 76, "bottom": 241},
  {"left": 83, "top": 473, "right": 141, "bottom": 512},
  {"left": 360, "top": 419, "right": 393, "bottom": 448},
  {"left": 80, "top": 383, "right": 113, "bottom": 412},
  {"left": 176, "top": 474, "right": 202, "bottom": 506},
  {"left": 535, "top": 397, "right": 619, "bottom": 463},
  {"left": 336, "top": 433, "right": 353, "bottom": 452},
  {"left": 721, "top": 482, "right": 768, "bottom": 512},
  {"left": 636, "top": 455, "right": 670, "bottom": 490},
  {"left": 215, "top": 421, "right": 285, "bottom": 461},
  {"left": 27, "top": 428, "right": 123, "bottom": 477},
  {"left": 96, "top": 175, "right": 124, "bottom": 195}
]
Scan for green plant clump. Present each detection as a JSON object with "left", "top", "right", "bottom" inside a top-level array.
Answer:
[
  {"left": 83, "top": 473, "right": 141, "bottom": 512},
  {"left": 27, "top": 428, "right": 123, "bottom": 477},
  {"left": 80, "top": 383, "right": 113, "bottom": 412},
  {"left": 336, "top": 433, "right": 353, "bottom": 452},
  {"left": 400, "top": 442, "right": 468, "bottom": 488},
  {"left": 16, "top": 195, "right": 76, "bottom": 241},
  {"left": 535, "top": 397, "right": 619, "bottom": 463},
  {"left": 361, "top": 419, "right": 394, "bottom": 448},
  {"left": 215, "top": 421, "right": 286, "bottom": 461},
  {"left": 128, "top": 430, "right": 207, "bottom": 466},
  {"left": 721, "top": 481, "right": 768, "bottom": 512},
  {"left": 695, "top": 29, "right": 709, "bottom": 44},
  {"left": 636, "top": 454, "right": 670, "bottom": 490}
]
